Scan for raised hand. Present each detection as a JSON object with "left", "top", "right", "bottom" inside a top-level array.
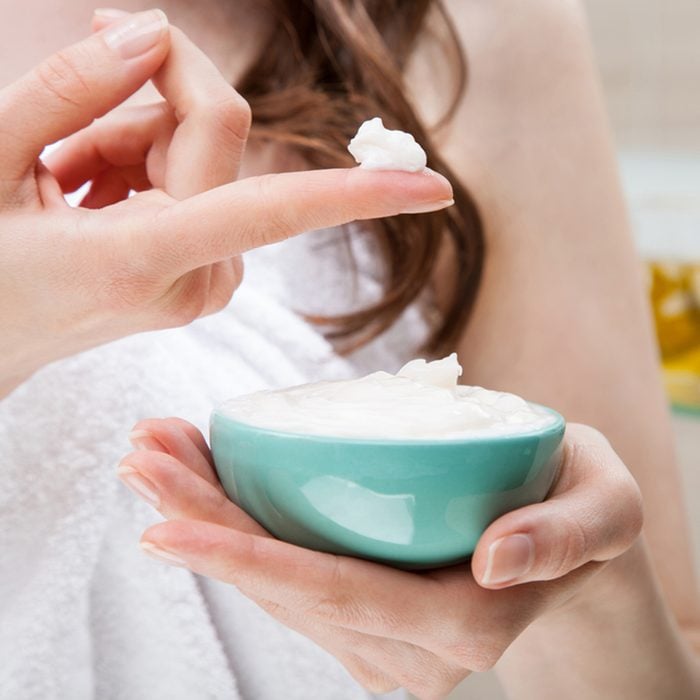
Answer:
[{"left": 0, "top": 11, "right": 452, "bottom": 397}]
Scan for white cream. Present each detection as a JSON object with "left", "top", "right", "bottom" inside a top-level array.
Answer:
[
  {"left": 347, "top": 117, "right": 427, "bottom": 172},
  {"left": 219, "top": 354, "right": 557, "bottom": 440}
]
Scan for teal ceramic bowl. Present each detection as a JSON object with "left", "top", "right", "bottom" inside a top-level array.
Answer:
[{"left": 210, "top": 406, "right": 565, "bottom": 569}]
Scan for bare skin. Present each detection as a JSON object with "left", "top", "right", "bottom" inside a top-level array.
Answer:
[{"left": 1, "top": 1, "right": 698, "bottom": 699}]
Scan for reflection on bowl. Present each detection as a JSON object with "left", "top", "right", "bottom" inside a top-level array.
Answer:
[{"left": 210, "top": 407, "right": 565, "bottom": 569}]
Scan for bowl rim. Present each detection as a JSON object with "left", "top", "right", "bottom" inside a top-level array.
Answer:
[{"left": 211, "top": 403, "right": 566, "bottom": 447}]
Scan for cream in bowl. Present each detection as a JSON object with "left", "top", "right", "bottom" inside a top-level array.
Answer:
[
  {"left": 218, "top": 354, "right": 558, "bottom": 440},
  {"left": 210, "top": 355, "right": 565, "bottom": 568}
]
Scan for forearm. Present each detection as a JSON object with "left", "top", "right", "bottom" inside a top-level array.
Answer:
[{"left": 495, "top": 537, "right": 700, "bottom": 700}]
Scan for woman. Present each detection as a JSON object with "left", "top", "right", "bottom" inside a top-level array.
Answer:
[{"left": 0, "top": 2, "right": 698, "bottom": 699}]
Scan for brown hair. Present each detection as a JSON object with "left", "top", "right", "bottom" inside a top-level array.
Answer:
[{"left": 237, "top": 0, "right": 484, "bottom": 357}]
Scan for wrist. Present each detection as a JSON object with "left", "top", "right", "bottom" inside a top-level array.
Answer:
[
  {"left": 496, "top": 537, "right": 700, "bottom": 700},
  {"left": 539, "top": 537, "right": 678, "bottom": 636},
  {"left": 552, "top": 537, "right": 648, "bottom": 618}
]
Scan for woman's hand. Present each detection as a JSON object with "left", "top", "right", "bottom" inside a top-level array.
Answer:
[
  {"left": 0, "top": 11, "right": 452, "bottom": 398},
  {"left": 118, "top": 419, "right": 643, "bottom": 699}
]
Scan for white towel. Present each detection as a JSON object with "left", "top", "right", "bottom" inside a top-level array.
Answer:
[{"left": 0, "top": 224, "right": 431, "bottom": 700}]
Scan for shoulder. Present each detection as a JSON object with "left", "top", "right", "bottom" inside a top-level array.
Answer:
[
  {"left": 441, "top": 0, "right": 589, "bottom": 64},
  {"left": 409, "top": 0, "right": 617, "bottom": 253},
  {"left": 410, "top": 0, "right": 591, "bottom": 112},
  {"left": 442, "top": 0, "right": 587, "bottom": 32},
  {"left": 441, "top": 0, "right": 593, "bottom": 111}
]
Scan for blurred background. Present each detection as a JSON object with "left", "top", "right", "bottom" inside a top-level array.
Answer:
[{"left": 443, "top": 1, "right": 700, "bottom": 698}]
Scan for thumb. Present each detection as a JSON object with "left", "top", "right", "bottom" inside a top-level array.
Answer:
[
  {"left": 0, "top": 9, "right": 169, "bottom": 176},
  {"left": 471, "top": 425, "right": 644, "bottom": 589}
]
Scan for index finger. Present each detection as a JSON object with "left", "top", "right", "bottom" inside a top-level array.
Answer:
[
  {"left": 142, "top": 518, "right": 444, "bottom": 640},
  {"left": 140, "top": 517, "right": 554, "bottom": 674},
  {"left": 135, "top": 167, "right": 454, "bottom": 274}
]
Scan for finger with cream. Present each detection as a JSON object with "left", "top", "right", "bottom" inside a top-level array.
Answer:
[
  {"left": 347, "top": 117, "right": 427, "bottom": 172},
  {"left": 218, "top": 354, "right": 558, "bottom": 440}
]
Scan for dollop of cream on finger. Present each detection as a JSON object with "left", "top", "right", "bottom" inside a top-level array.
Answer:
[{"left": 347, "top": 116, "right": 427, "bottom": 172}]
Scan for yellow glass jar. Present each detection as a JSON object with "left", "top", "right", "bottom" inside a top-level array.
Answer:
[{"left": 648, "top": 262, "right": 700, "bottom": 413}]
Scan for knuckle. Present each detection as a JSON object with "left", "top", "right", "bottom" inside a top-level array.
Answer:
[
  {"left": 167, "top": 290, "right": 207, "bottom": 326},
  {"left": 307, "top": 594, "right": 373, "bottom": 629},
  {"left": 101, "top": 270, "right": 202, "bottom": 328},
  {"left": 628, "top": 484, "right": 644, "bottom": 540},
  {"left": 204, "top": 288, "right": 234, "bottom": 317},
  {"left": 565, "top": 423, "right": 610, "bottom": 451},
  {"left": 554, "top": 512, "right": 589, "bottom": 575},
  {"left": 209, "top": 95, "right": 252, "bottom": 142},
  {"left": 35, "top": 48, "right": 92, "bottom": 108},
  {"left": 304, "top": 560, "right": 349, "bottom": 620},
  {"left": 304, "top": 558, "right": 392, "bottom": 630},
  {"left": 567, "top": 426, "right": 645, "bottom": 556},
  {"left": 159, "top": 270, "right": 212, "bottom": 326},
  {"left": 188, "top": 92, "right": 251, "bottom": 149},
  {"left": 210, "top": 483, "right": 234, "bottom": 511},
  {"left": 140, "top": 455, "right": 182, "bottom": 492},
  {"left": 612, "top": 473, "right": 644, "bottom": 546}
]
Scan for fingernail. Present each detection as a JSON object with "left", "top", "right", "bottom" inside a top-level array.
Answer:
[
  {"left": 117, "top": 465, "right": 160, "bottom": 508},
  {"left": 402, "top": 198, "right": 454, "bottom": 214},
  {"left": 141, "top": 541, "right": 187, "bottom": 567},
  {"left": 94, "top": 8, "right": 129, "bottom": 20},
  {"left": 482, "top": 534, "right": 535, "bottom": 585},
  {"left": 102, "top": 8, "right": 168, "bottom": 59},
  {"left": 129, "top": 429, "right": 166, "bottom": 452}
]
